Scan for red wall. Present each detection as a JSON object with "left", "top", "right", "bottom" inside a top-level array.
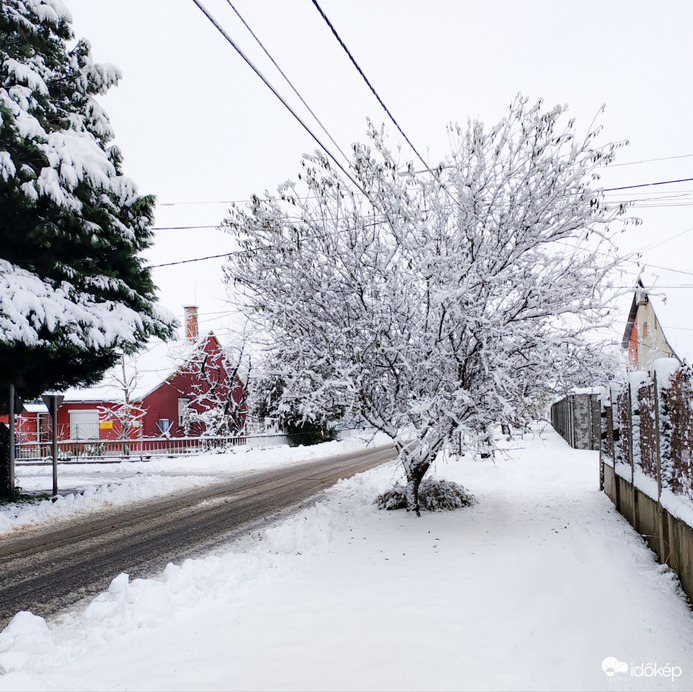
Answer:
[
  {"left": 628, "top": 316, "right": 639, "bottom": 369},
  {"left": 140, "top": 335, "right": 245, "bottom": 437}
]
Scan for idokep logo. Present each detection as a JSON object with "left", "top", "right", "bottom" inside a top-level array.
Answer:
[
  {"left": 602, "top": 657, "right": 683, "bottom": 682},
  {"left": 602, "top": 657, "right": 628, "bottom": 678}
]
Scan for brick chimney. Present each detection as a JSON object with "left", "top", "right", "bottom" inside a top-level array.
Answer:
[{"left": 183, "top": 305, "right": 199, "bottom": 340}]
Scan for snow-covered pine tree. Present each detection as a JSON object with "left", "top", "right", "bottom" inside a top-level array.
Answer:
[
  {"left": 225, "top": 96, "right": 629, "bottom": 514},
  {"left": 0, "top": 1, "right": 175, "bottom": 497}
]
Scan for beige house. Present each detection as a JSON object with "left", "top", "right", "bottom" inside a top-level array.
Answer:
[{"left": 622, "top": 269, "right": 692, "bottom": 372}]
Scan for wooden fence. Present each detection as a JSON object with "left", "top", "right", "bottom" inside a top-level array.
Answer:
[{"left": 600, "top": 359, "right": 693, "bottom": 603}]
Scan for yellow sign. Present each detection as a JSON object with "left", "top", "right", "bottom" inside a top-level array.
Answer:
[{"left": 99, "top": 421, "right": 114, "bottom": 430}]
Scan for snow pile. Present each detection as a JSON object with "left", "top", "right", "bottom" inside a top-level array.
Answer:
[
  {"left": 0, "top": 474, "right": 219, "bottom": 536},
  {"left": 4, "top": 434, "right": 389, "bottom": 536},
  {"left": 0, "top": 426, "right": 692, "bottom": 690}
]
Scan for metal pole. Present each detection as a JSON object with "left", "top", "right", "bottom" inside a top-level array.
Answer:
[
  {"left": 9, "top": 384, "right": 15, "bottom": 502},
  {"left": 42, "top": 394, "right": 64, "bottom": 497},
  {"left": 52, "top": 398, "right": 58, "bottom": 497}
]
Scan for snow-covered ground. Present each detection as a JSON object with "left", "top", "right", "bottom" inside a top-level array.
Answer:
[{"left": 1, "top": 425, "right": 692, "bottom": 691}]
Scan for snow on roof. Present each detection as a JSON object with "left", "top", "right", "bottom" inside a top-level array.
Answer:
[
  {"left": 638, "top": 267, "right": 693, "bottom": 365},
  {"left": 23, "top": 403, "right": 48, "bottom": 414},
  {"left": 62, "top": 336, "right": 201, "bottom": 403}
]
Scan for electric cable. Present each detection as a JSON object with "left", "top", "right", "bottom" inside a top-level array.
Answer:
[
  {"left": 225, "top": 0, "right": 350, "bottom": 165},
  {"left": 609, "top": 153, "right": 693, "bottom": 167},
  {"left": 190, "top": 0, "right": 368, "bottom": 198},
  {"left": 309, "top": 0, "right": 430, "bottom": 172},
  {"left": 604, "top": 177, "right": 693, "bottom": 192}
]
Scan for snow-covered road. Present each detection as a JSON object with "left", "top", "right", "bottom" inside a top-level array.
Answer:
[{"left": 0, "top": 426, "right": 691, "bottom": 691}]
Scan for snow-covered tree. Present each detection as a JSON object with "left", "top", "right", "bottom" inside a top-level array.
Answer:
[
  {"left": 180, "top": 340, "right": 248, "bottom": 438},
  {"left": 0, "top": 0, "right": 175, "bottom": 395},
  {"left": 250, "top": 359, "right": 343, "bottom": 444},
  {"left": 97, "top": 354, "right": 147, "bottom": 453},
  {"left": 0, "top": 1, "right": 175, "bottom": 496},
  {"left": 225, "top": 97, "right": 627, "bottom": 514}
]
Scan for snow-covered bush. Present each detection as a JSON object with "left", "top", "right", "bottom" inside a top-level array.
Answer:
[{"left": 375, "top": 479, "right": 476, "bottom": 512}]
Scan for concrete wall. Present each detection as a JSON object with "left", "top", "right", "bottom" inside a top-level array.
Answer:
[{"left": 551, "top": 393, "right": 600, "bottom": 451}]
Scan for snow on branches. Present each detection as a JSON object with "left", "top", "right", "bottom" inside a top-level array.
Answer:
[
  {"left": 225, "top": 96, "right": 628, "bottom": 513},
  {"left": 0, "top": 0, "right": 175, "bottom": 399},
  {"left": 180, "top": 340, "right": 249, "bottom": 438}
]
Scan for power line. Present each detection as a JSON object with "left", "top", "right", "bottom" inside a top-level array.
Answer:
[
  {"left": 225, "top": 0, "right": 350, "bottom": 165},
  {"left": 150, "top": 252, "right": 235, "bottom": 269},
  {"left": 189, "top": 0, "right": 368, "bottom": 198},
  {"left": 155, "top": 173, "right": 693, "bottom": 209},
  {"left": 604, "top": 177, "right": 693, "bottom": 192},
  {"left": 309, "top": 0, "right": 430, "bottom": 172},
  {"left": 609, "top": 152, "right": 693, "bottom": 167},
  {"left": 159, "top": 200, "right": 244, "bottom": 207},
  {"left": 152, "top": 225, "right": 222, "bottom": 231}
]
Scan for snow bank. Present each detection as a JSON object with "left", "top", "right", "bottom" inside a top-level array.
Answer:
[
  {"left": 4, "top": 433, "right": 389, "bottom": 537},
  {"left": 0, "top": 461, "right": 390, "bottom": 682},
  {"left": 0, "top": 474, "right": 219, "bottom": 536}
]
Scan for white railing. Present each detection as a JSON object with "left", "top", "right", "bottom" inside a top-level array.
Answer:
[{"left": 15, "top": 432, "right": 297, "bottom": 463}]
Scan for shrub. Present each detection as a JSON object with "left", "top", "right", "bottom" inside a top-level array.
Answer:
[{"left": 375, "top": 478, "right": 476, "bottom": 512}]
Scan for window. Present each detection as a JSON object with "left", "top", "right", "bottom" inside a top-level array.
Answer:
[
  {"left": 178, "top": 397, "right": 191, "bottom": 425},
  {"left": 69, "top": 409, "right": 99, "bottom": 440}
]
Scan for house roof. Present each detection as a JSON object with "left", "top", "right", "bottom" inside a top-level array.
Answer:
[
  {"left": 62, "top": 334, "right": 217, "bottom": 404},
  {"left": 624, "top": 267, "right": 693, "bottom": 365}
]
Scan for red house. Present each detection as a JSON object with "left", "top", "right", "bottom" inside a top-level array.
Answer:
[{"left": 14, "top": 307, "right": 246, "bottom": 445}]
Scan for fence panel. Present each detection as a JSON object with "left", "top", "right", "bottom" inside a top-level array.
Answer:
[
  {"left": 599, "top": 361, "right": 693, "bottom": 603},
  {"left": 616, "top": 385, "right": 633, "bottom": 478},
  {"left": 636, "top": 379, "right": 658, "bottom": 481},
  {"left": 667, "top": 367, "right": 693, "bottom": 502}
]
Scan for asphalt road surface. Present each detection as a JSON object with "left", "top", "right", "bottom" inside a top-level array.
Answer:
[{"left": 0, "top": 444, "right": 396, "bottom": 628}]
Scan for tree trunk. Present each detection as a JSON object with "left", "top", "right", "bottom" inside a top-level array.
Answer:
[
  {"left": 0, "top": 423, "right": 11, "bottom": 502},
  {"left": 404, "top": 456, "right": 431, "bottom": 517}
]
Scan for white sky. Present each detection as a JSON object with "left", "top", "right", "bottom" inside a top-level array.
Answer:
[{"left": 64, "top": 0, "right": 693, "bottom": 341}]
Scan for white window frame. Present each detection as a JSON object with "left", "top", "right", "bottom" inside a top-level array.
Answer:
[{"left": 178, "top": 397, "right": 191, "bottom": 426}]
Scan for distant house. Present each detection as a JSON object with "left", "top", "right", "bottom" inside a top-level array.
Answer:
[
  {"left": 14, "top": 306, "right": 246, "bottom": 444},
  {"left": 622, "top": 269, "right": 692, "bottom": 372}
]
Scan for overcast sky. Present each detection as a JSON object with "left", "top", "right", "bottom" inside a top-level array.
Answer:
[{"left": 64, "top": 0, "right": 693, "bottom": 340}]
